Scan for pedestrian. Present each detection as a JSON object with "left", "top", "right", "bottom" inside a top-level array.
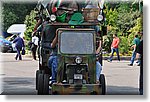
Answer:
[
  {"left": 136, "top": 32, "right": 143, "bottom": 66},
  {"left": 136, "top": 39, "right": 143, "bottom": 95},
  {"left": 31, "top": 34, "right": 39, "bottom": 60},
  {"left": 108, "top": 34, "right": 120, "bottom": 62},
  {"left": 12, "top": 34, "right": 25, "bottom": 60},
  {"left": 128, "top": 34, "right": 140, "bottom": 66}
]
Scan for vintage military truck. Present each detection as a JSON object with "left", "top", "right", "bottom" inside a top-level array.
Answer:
[{"left": 35, "top": 0, "right": 106, "bottom": 95}]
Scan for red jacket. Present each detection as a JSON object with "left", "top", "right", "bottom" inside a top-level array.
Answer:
[{"left": 111, "top": 37, "right": 120, "bottom": 48}]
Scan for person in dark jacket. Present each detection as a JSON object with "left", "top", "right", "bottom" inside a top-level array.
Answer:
[
  {"left": 13, "top": 35, "right": 25, "bottom": 60},
  {"left": 136, "top": 40, "right": 143, "bottom": 95}
]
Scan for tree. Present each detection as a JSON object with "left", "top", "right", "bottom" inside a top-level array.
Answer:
[
  {"left": 24, "top": 10, "right": 37, "bottom": 42},
  {"left": 116, "top": 3, "right": 140, "bottom": 36},
  {"left": 103, "top": 1, "right": 142, "bottom": 55},
  {"left": 2, "top": 3, "right": 36, "bottom": 31}
]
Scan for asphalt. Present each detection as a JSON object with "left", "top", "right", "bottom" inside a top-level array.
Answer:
[{"left": 0, "top": 53, "right": 140, "bottom": 95}]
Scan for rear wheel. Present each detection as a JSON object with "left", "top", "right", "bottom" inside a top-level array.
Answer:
[
  {"left": 43, "top": 74, "right": 50, "bottom": 95},
  {"left": 36, "top": 70, "right": 45, "bottom": 90},
  {"left": 99, "top": 74, "right": 106, "bottom": 95},
  {"left": 37, "top": 73, "right": 44, "bottom": 95}
]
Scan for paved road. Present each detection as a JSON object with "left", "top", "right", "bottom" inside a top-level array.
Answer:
[
  {"left": 0, "top": 53, "right": 38, "bottom": 95},
  {"left": 0, "top": 53, "right": 140, "bottom": 95},
  {"left": 103, "top": 60, "right": 140, "bottom": 95}
]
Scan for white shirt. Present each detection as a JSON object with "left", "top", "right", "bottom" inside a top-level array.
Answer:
[{"left": 32, "top": 36, "right": 39, "bottom": 46}]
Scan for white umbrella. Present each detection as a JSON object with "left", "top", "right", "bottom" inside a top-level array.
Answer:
[{"left": 7, "top": 24, "right": 26, "bottom": 38}]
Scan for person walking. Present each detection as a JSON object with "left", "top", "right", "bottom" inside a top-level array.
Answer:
[
  {"left": 128, "top": 35, "right": 140, "bottom": 66},
  {"left": 13, "top": 34, "right": 25, "bottom": 60},
  {"left": 31, "top": 35, "right": 39, "bottom": 60},
  {"left": 108, "top": 34, "right": 120, "bottom": 62}
]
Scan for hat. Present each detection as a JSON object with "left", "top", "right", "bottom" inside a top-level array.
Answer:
[{"left": 68, "top": 13, "right": 84, "bottom": 25}]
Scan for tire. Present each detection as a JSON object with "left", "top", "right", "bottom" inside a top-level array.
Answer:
[
  {"left": 99, "top": 74, "right": 106, "bottom": 95},
  {"left": 36, "top": 70, "right": 45, "bottom": 90},
  {"left": 1, "top": 50, "right": 7, "bottom": 53},
  {"left": 43, "top": 74, "right": 50, "bottom": 95},
  {"left": 37, "top": 73, "right": 44, "bottom": 95}
]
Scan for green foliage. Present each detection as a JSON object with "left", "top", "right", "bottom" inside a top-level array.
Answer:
[
  {"left": 119, "top": 36, "right": 129, "bottom": 55},
  {"left": 2, "top": 3, "right": 36, "bottom": 31},
  {"left": 103, "top": 31, "right": 113, "bottom": 53},
  {"left": 103, "top": 1, "right": 143, "bottom": 55},
  {"left": 128, "top": 33, "right": 135, "bottom": 47},
  {"left": 128, "top": 17, "right": 143, "bottom": 35},
  {"left": 105, "top": 8, "right": 118, "bottom": 28},
  {"left": 24, "top": 10, "right": 37, "bottom": 50},
  {"left": 104, "top": 2, "right": 140, "bottom": 35},
  {"left": 2, "top": 10, "right": 18, "bottom": 31}
]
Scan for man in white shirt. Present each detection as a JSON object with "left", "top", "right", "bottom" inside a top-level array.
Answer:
[{"left": 31, "top": 35, "right": 39, "bottom": 60}]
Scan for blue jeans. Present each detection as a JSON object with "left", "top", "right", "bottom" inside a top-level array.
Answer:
[
  {"left": 109, "top": 48, "right": 120, "bottom": 61},
  {"left": 15, "top": 46, "right": 22, "bottom": 60},
  {"left": 48, "top": 56, "right": 58, "bottom": 82},
  {"left": 130, "top": 51, "right": 136, "bottom": 64},
  {"left": 96, "top": 61, "right": 102, "bottom": 81},
  {"left": 136, "top": 55, "right": 141, "bottom": 65}
]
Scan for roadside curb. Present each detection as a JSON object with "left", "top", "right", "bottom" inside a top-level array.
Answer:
[{"left": 103, "top": 56, "right": 131, "bottom": 60}]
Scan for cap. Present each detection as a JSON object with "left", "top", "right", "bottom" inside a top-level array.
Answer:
[{"left": 68, "top": 13, "right": 84, "bottom": 25}]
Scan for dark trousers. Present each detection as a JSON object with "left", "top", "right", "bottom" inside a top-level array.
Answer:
[
  {"left": 15, "top": 46, "right": 22, "bottom": 60},
  {"left": 31, "top": 44, "right": 37, "bottom": 60},
  {"left": 139, "top": 59, "right": 143, "bottom": 95}
]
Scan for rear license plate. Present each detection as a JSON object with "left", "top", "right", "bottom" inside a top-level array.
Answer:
[{"left": 74, "top": 74, "right": 83, "bottom": 79}]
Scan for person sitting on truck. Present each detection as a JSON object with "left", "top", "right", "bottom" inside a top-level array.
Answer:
[{"left": 95, "top": 31, "right": 102, "bottom": 84}]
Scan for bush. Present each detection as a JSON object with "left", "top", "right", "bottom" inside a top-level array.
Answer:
[
  {"left": 103, "top": 34, "right": 112, "bottom": 53},
  {"left": 24, "top": 10, "right": 37, "bottom": 51},
  {"left": 119, "top": 36, "right": 129, "bottom": 55}
]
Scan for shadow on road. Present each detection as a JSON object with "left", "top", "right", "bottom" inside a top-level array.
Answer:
[
  {"left": 106, "top": 85, "right": 139, "bottom": 95},
  {"left": 1, "top": 77, "right": 140, "bottom": 95},
  {"left": 1, "top": 77, "right": 37, "bottom": 95}
]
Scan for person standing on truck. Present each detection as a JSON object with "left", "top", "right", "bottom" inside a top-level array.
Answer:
[
  {"left": 13, "top": 34, "right": 25, "bottom": 60},
  {"left": 108, "top": 34, "right": 120, "bottom": 62},
  {"left": 47, "top": 33, "right": 58, "bottom": 84},
  {"left": 32, "top": 16, "right": 50, "bottom": 36}
]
